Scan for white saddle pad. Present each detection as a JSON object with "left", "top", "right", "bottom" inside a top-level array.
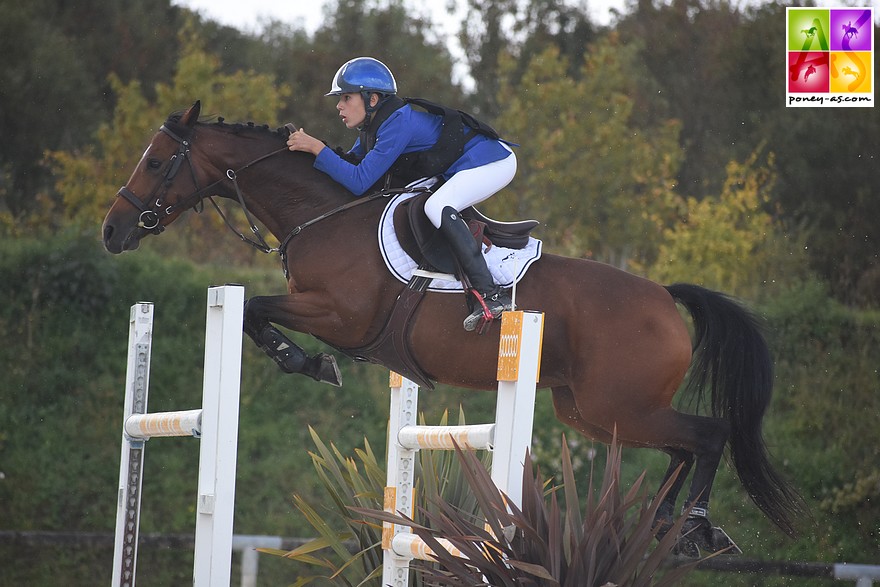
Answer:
[{"left": 377, "top": 191, "right": 543, "bottom": 293}]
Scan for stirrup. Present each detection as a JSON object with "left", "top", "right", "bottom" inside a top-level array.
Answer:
[{"left": 463, "top": 288, "right": 512, "bottom": 332}]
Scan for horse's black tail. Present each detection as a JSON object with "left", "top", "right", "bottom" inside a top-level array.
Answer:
[{"left": 665, "top": 283, "right": 807, "bottom": 537}]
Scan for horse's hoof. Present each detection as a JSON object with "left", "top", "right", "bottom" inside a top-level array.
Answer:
[
  {"left": 706, "top": 525, "right": 742, "bottom": 555},
  {"left": 681, "top": 517, "right": 742, "bottom": 555},
  {"left": 673, "top": 536, "right": 700, "bottom": 559},
  {"left": 310, "top": 353, "right": 342, "bottom": 387}
]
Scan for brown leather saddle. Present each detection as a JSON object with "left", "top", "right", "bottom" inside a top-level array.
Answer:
[{"left": 334, "top": 189, "right": 539, "bottom": 389}]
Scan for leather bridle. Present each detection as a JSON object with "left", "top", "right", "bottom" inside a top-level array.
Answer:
[
  {"left": 116, "top": 123, "right": 208, "bottom": 233},
  {"left": 114, "top": 121, "right": 424, "bottom": 271}
]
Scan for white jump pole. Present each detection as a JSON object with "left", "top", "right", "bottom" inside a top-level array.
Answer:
[
  {"left": 112, "top": 299, "right": 154, "bottom": 587},
  {"left": 381, "top": 310, "right": 544, "bottom": 586},
  {"left": 111, "top": 285, "right": 244, "bottom": 587},
  {"left": 490, "top": 310, "right": 544, "bottom": 509}
]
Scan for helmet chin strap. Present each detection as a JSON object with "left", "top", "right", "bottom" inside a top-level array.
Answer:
[{"left": 359, "top": 91, "right": 388, "bottom": 130}]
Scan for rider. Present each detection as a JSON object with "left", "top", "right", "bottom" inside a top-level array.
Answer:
[{"left": 287, "top": 56, "right": 516, "bottom": 332}]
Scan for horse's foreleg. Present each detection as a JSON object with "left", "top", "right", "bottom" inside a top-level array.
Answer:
[{"left": 243, "top": 297, "right": 342, "bottom": 386}]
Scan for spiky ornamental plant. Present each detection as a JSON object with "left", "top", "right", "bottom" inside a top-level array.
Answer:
[
  {"left": 358, "top": 433, "right": 707, "bottom": 587},
  {"left": 261, "top": 411, "right": 491, "bottom": 586}
]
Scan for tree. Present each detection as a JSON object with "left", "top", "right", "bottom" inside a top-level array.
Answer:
[
  {"left": 617, "top": 0, "right": 745, "bottom": 199},
  {"left": 618, "top": 1, "right": 880, "bottom": 305},
  {"left": 458, "top": 0, "right": 600, "bottom": 117},
  {"left": 648, "top": 148, "right": 810, "bottom": 300},
  {"left": 485, "top": 39, "right": 683, "bottom": 269},
  {"left": 459, "top": 0, "right": 518, "bottom": 117},
  {"left": 0, "top": 0, "right": 186, "bottom": 225},
  {"left": 48, "top": 26, "right": 291, "bottom": 232}
]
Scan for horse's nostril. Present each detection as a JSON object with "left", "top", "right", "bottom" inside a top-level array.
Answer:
[{"left": 103, "top": 225, "right": 114, "bottom": 243}]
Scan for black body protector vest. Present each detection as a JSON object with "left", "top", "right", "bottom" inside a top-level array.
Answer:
[{"left": 358, "top": 96, "right": 502, "bottom": 186}]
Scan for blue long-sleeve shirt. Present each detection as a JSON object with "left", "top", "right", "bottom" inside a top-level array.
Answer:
[{"left": 314, "top": 104, "right": 512, "bottom": 196}]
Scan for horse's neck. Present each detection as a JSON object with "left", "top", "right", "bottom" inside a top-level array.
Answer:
[{"left": 204, "top": 129, "right": 353, "bottom": 240}]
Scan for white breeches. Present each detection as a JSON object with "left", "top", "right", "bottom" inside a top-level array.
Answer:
[{"left": 423, "top": 149, "right": 517, "bottom": 228}]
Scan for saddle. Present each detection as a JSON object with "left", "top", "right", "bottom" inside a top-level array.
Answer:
[
  {"left": 393, "top": 191, "right": 539, "bottom": 275},
  {"left": 335, "top": 188, "right": 540, "bottom": 389}
]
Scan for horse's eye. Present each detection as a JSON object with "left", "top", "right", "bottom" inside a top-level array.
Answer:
[{"left": 147, "top": 159, "right": 162, "bottom": 170}]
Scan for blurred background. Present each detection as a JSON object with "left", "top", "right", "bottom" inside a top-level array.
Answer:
[{"left": 0, "top": 0, "right": 877, "bottom": 584}]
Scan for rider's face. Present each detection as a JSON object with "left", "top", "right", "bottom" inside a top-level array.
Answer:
[{"left": 335, "top": 93, "right": 378, "bottom": 129}]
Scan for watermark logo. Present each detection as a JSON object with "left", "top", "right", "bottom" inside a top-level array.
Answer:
[{"left": 787, "top": 7, "right": 874, "bottom": 107}]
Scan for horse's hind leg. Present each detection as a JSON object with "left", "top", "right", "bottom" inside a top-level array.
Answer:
[
  {"left": 646, "top": 411, "right": 741, "bottom": 557},
  {"left": 677, "top": 416, "right": 743, "bottom": 556},
  {"left": 654, "top": 448, "right": 694, "bottom": 538},
  {"left": 556, "top": 382, "right": 740, "bottom": 557},
  {"left": 243, "top": 297, "right": 341, "bottom": 386}
]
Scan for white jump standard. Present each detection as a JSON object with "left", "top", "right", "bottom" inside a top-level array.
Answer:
[
  {"left": 382, "top": 310, "right": 545, "bottom": 587},
  {"left": 111, "top": 285, "right": 245, "bottom": 587}
]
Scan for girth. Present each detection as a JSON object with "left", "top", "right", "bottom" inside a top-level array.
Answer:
[{"left": 329, "top": 272, "right": 435, "bottom": 389}]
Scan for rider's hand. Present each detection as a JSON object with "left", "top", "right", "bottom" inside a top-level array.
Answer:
[{"left": 287, "top": 128, "right": 324, "bottom": 156}]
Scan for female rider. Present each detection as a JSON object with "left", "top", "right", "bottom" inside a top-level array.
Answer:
[{"left": 287, "top": 56, "right": 516, "bottom": 332}]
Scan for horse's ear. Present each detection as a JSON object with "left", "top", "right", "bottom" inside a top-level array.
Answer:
[{"left": 181, "top": 100, "right": 201, "bottom": 127}]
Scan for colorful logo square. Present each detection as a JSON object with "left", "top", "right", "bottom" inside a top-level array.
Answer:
[
  {"left": 830, "top": 51, "right": 872, "bottom": 93},
  {"left": 788, "top": 9, "right": 830, "bottom": 51},
  {"left": 830, "top": 9, "right": 872, "bottom": 52},
  {"left": 789, "top": 51, "right": 829, "bottom": 92},
  {"left": 786, "top": 7, "right": 874, "bottom": 107}
]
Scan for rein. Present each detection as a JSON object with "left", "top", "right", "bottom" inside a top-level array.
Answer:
[{"left": 117, "top": 122, "right": 427, "bottom": 276}]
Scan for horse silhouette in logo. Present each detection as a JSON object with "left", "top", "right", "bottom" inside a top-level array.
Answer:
[
  {"left": 804, "top": 63, "right": 817, "bottom": 82},
  {"left": 842, "top": 22, "right": 858, "bottom": 40},
  {"left": 842, "top": 65, "right": 859, "bottom": 79}
]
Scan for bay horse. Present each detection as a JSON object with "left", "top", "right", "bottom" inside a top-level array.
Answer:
[{"left": 102, "top": 101, "right": 804, "bottom": 556}]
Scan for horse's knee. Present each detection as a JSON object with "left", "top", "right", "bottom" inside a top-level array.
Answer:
[
  {"left": 243, "top": 297, "right": 272, "bottom": 336},
  {"left": 244, "top": 296, "right": 269, "bottom": 319}
]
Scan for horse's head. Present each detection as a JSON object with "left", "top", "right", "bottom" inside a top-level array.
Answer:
[{"left": 102, "top": 101, "right": 205, "bottom": 253}]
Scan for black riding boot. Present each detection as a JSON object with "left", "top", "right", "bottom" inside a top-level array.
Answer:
[{"left": 439, "top": 206, "right": 512, "bottom": 331}]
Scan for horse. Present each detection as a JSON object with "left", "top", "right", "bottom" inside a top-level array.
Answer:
[
  {"left": 801, "top": 26, "right": 817, "bottom": 39},
  {"left": 102, "top": 101, "right": 805, "bottom": 556}
]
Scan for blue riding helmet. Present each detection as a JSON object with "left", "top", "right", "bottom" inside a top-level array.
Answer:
[{"left": 326, "top": 57, "right": 397, "bottom": 96}]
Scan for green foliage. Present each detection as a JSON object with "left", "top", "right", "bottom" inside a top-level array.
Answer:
[
  {"left": 616, "top": 0, "right": 746, "bottom": 201},
  {"left": 489, "top": 38, "right": 683, "bottom": 268},
  {"left": 0, "top": 232, "right": 214, "bottom": 529},
  {"left": 0, "top": 0, "right": 185, "bottom": 222},
  {"left": 47, "top": 24, "right": 291, "bottom": 228},
  {"left": 648, "top": 148, "right": 811, "bottom": 301},
  {"left": 2, "top": 1, "right": 879, "bottom": 584},
  {"left": 615, "top": 0, "right": 880, "bottom": 303},
  {"left": 760, "top": 283, "right": 880, "bottom": 551}
]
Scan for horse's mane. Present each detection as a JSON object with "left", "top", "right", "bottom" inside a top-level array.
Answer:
[
  {"left": 211, "top": 117, "right": 290, "bottom": 139},
  {"left": 164, "top": 110, "right": 291, "bottom": 140}
]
